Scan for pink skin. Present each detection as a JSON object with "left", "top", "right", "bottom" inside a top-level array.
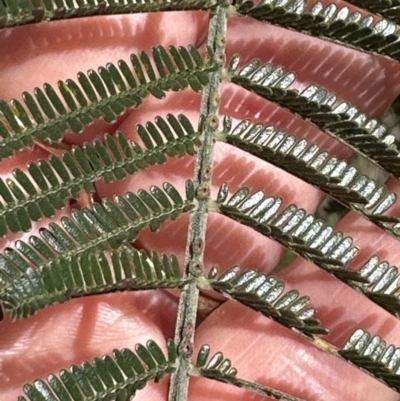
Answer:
[{"left": 1, "top": 2, "right": 400, "bottom": 400}]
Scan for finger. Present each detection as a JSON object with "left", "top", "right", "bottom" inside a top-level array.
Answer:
[
  {"left": 226, "top": 6, "right": 400, "bottom": 117},
  {"left": 95, "top": 87, "right": 325, "bottom": 273},
  {"left": 0, "top": 12, "right": 208, "bottom": 99},
  {"left": 1, "top": 4, "right": 400, "bottom": 401},
  {"left": 0, "top": 290, "right": 178, "bottom": 399},
  {"left": 274, "top": 175, "right": 400, "bottom": 346},
  {"left": 190, "top": 300, "right": 399, "bottom": 401},
  {"left": 0, "top": 139, "right": 180, "bottom": 399},
  {"left": 0, "top": 12, "right": 209, "bottom": 147},
  {"left": 0, "top": 153, "right": 179, "bottom": 395}
]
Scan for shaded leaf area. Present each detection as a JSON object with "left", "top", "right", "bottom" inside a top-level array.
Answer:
[
  {"left": 1, "top": 248, "right": 186, "bottom": 319},
  {"left": 0, "top": 114, "right": 200, "bottom": 237},
  {"left": 339, "top": 329, "right": 400, "bottom": 393},
  {"left": 0, "top": 0, "right": 212, "bottom": 28},
  {"left": 235, "top": 0, "right": 400, "bottom": 62},
  {"left": 223, "top": 115, "right": 400, "bottom": 238},
  {"left": 216, "top": 183, "right": 365, "bottom": 284},
  {"left": 354, "top": 256, "right": 400, "bottom": 318},
  {"left": 229, "top": 56, "right": 400, "bottom": 179},
  {"left": 194, "top": 345, "right": 307, "bottom": 401},
  {"left": 0, "top": 181, "right": 195, "bottom": 319},
  {"left": 347, "top": 0, "right": 400, "bottom": 25},
  {"left": 207, "top": 265, "right": 328, "bottom": 336},
  {"left": 17, "top": 340, "right": 177, "bottom": 401},
  {"left": 0, "top": 45, "right": 215, "bottom": 161}
]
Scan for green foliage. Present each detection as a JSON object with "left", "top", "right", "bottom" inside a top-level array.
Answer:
[
  {"left": 194, "top": 345, "right": 306, "bottom": 401},
  {"left": 1, "top": 248, "right": 186, "bottom": 319},
  {"left": 355, "top": 256, "right": 400, "bottom": 317},
  {"left": 215, "top": 177, "right": 400, "bottom": 322},
  {"left": 1, "top": 0, "right": 400, "bottom": 399},
  {"left": 223, "top": 115, "right": 400, "bottom": 238},
  {"left": 195, "top": 344, "right": 238, "bottom": 377},
  {"left": 347, "top": 0, "right": 400, "bottom": 25},
  {"left": 229, "top": 56, "right": 400, "bottom": 179},
  {"left": 17, "top": 340, "right": 177, "bottom": 401},
  {"left": 0, "top": 182, "right": 194, "bottom": 314},
  {"left": 235, "top": 0, "right": 400, "bottom": 62},
  {"left": 0, "top": 0, "right": 212, "bottom": 29},
  {"left": 207, "top": 265, "right": 328, "bottom": 336},
  {"left": 216, "top": 183, "right": 365, "bottom": 283},
  {"left": 0, "top": 114, "right": 200, "bottom": 236},
  {"left": 0, "top": 45, "right": 215, "bottom": 160},
  {"left": 340, "top": 329, "right": 400, "bottom": 392}
]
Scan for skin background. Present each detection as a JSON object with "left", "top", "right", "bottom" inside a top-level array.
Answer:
[{"left": 1, "top": 2, "right": 400, "bottom": 400}]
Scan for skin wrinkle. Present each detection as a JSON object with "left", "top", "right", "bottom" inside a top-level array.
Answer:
[
  {"left": 278, "top": 259, "right": 400, "bottom": 345},
  {"left": 192, "top": 302, "right": 399, "bottom": 401},
  {"left": 1, "top": 2, "right": 400, "bottom": 400},
  {"left": 0, "top": 293, "right": 172, "bottom": 400}
]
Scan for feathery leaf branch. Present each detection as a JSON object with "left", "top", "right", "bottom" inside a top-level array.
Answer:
[
  {"left": 216, "top": 183, "right": 365, "bottom": 284},
  {"left": 339, "top": 329, "right": 400, "bottom": 392},
  {"left": 206, "top": 264, "right": 328, "bottom": 336},
  {"left": 0, "top": 45, "right": 215, "bottom": 161},
  {"left": 0, "top": 114, "right": 200, "bottom": 236},
  {"left": 228, "top": 56, "right": 400, "bottom": 179},
  {"left": 0, "top": 0, "right": 213, "bottom": 29},
  {"left": 193, "top": 345, "right": 307, "bottom": 401},
  {"left": 17, "top": 340, "right": 177, "bottom": 401},
  {"left": 222, "top": 115, "right": 400, "bottom": 238},
  {"left": 346, "top": 0, "right": 400, "bottom": 25},
  {"left": 235, "top": 0, "right": 400, "bottom": 62},
  {"left": 1, "top": 248, "right": 186, "bottom": 319},
  {"left": 354, "top": 256, "right": 400, "bottom": 318}
]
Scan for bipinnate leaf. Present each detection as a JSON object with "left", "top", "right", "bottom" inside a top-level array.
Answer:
[
  {"left": 0, "top": 0, "right": 213, "bottom": 29},
  {"left": 0, "top": 181, "right": 195, "bottom": 313},
  {"left": 0, "top": 114, "right": 200, "bottom": 236},
  {"left": 339, "top": 329, "right": 400, "bottom": 392},
  {"left": 17, "top": 340, "right": 177, "bottom": 401},
  {"left": 2, "top": 0, "right": 400, "bottom": 399},
  {"left": 235, "top": 0, "right": 400, "bottom": 62},
  {"left": 1, "top": 249, "right": 186, "bottom": 319},
  {"left": 207, "top": 265, "right": 328, "bottom": 336},
  {"left": 216, "top": 183, "right": 365, "bottom": 284},
  {"left": 229, "top": 56, "right": 400, "bottom": 180},
  {"left": 0, "top": 45, "right": 216, "bottom": 160}
]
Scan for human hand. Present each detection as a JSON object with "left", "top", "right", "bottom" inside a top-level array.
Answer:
[{"left": 1, "top": 3, "right": 400, "bottom": 400}]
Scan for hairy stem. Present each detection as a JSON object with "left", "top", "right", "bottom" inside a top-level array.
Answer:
[{"left": 168, "top": 2, "right": 229, "bottom": 400}]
